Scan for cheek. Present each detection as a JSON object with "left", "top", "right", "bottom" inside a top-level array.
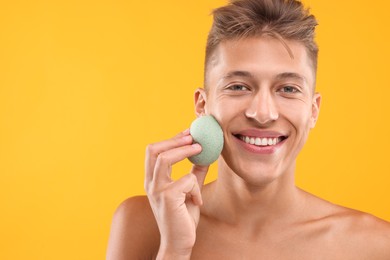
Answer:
[
  {"left": 207, "top": 96, "right": 247, "bottom": 123},
  {"left": 279, "top": 100, "right": 313, "bottom": 131}
]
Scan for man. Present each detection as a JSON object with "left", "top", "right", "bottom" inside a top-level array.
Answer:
[{"left": 107, "top": 0, "right": 390, "bottom": 259}]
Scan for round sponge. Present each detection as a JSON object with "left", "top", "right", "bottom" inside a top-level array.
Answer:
[{"left": 188, "top": 115, "right": 224, "bottom": 166}]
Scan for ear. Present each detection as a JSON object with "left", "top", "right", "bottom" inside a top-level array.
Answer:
[
  {"left": 194, "top": 88, "right": 207, "bottom": 117},
  {"left": 310, "top": 92, "right": 321, "bottom": 128}
]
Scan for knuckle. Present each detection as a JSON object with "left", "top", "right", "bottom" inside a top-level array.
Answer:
[
  {"left": 188, "top": 173, "right": 197, "bottom": 183},
  {"left": 145, "top": 143, "right": 156, "bottom": 155},
  {"left": 173, "top": 136, "right": 184, "bottom": 145},
  {"left": 144, "top": 180, "right": 150, "bottom": 192},
  {"left": 146, "top": 186, "right": 155, "bottom": 197},
  {"left": 145, "top": 183, "right": 158, "bottom": 198},
  {"left": 156, "top": 153, "right": 170, "bottom": 166},
  {"left": 147, "top": 186, "right": 174, "bottom": 204}
]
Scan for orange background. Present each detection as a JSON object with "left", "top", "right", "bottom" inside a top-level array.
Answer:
[{"left": 1, "top": 0, "right": 389, "bottom": 259}]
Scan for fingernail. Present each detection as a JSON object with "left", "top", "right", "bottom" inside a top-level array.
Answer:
[
  {"left": 192, "top": 143, "right": 201, "bottom": 149},
  {"left": 182, "top": 128, "right": 190, "bottom": 134},
  {"left": 182, "top": 135, "right": 192, "bottom": 142}
]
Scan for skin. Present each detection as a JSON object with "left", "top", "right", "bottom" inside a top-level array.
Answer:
[{"left": 106, "top": 36, "right": 390, "bottom": 259}]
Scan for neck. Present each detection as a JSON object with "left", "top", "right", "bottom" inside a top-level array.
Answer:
[{"left": 204, "top": 159, "right": 305, "bottom": 228}]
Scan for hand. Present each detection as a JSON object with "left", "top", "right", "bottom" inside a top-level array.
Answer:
[{"left": 144, "top": 129, "right": 209, "bottom": 259}]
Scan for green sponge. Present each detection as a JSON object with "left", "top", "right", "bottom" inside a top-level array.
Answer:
[{"left": 188, "top": 115, "right": 224, "bottom": 166}]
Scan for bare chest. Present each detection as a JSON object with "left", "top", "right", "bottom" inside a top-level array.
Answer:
[{"left": 190, "top": 220, "right": 363, "bottom": 260}]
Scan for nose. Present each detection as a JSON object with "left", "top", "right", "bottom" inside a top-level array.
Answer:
[{"left": 244, "top": 91, "right": 279, "bottom": 125}]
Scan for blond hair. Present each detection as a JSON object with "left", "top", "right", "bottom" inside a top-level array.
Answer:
[{"left": 205, "top": 0, "right": 318, "bottom": 85}]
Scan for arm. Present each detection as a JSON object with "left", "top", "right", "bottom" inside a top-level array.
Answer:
[
  {"left": 107, "top": 129, "right": 209, "bottom": 259},
  {"left": 144, "top": 129, "right": 209, "bottom": 259},
  {"left": 106, "top": 196, "right": 160, "bottom": 260}
]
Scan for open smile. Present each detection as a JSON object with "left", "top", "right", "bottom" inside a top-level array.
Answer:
[
  {"left": 236, "top": 135, "right": 285, "bottom": 147},
  {"left": 232, "top": 132, "right": 288, "bottom": 154}
]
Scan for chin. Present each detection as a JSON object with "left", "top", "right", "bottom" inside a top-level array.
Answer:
[{"left": 220, "top": 155, "right": 289, "bottom": 187}]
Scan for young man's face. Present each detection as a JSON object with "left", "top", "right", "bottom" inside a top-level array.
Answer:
[{"left": 196, "top": 36, "right": 321, "bottom": 185}]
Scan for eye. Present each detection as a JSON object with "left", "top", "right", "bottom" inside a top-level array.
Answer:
[
  {"left": 280, "top": 86, "right": 300, "bottom": 93},
  {"left": 227, "top": 84, "right": 249, "bottom": 91}
]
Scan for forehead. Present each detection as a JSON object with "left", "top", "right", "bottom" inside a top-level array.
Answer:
[{"left": 206, "top": 36, "right": 315, "bottom": 88}]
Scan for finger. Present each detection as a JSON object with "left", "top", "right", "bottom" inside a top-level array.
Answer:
[
  {"left": 173, "top": 173, "right": 203, "bottom": 206},
  {"left": 190, "top": 165, "right": 209, "bottom": 190},
  {"left": 153, "top": 143, "right": 202, "bottom": 185},
  {"left": 145, "top": 129, "right": 192, "bottom": 188}
]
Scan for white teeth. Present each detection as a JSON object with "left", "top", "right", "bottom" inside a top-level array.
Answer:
[{"left": 240, "top": 135, "right": 282, "bottom": 147}]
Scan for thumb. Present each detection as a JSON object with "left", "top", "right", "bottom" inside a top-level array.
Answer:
[{"left": 190, "top": 165, "right": 209, "bottom": 190}]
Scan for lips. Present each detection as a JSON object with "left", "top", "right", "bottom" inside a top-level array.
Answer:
[{"left": 232, "top": 129, "right": 288, "bottom": 152}]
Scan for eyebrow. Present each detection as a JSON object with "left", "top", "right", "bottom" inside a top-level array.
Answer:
[
  {"left": 221, "top": 70, "right": 255, "bottom": 80},
  {"left": 275, "top": 72, "right": 307, "bottom": 83},
  {"left": 220, "top": 71, "right": 307, "bottom": 83}
]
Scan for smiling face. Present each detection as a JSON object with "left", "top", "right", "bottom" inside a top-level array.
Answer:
[{"left": 195, "top": 36, "right": 321, "bottom": 186}]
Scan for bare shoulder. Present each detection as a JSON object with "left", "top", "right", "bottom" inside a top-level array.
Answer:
[
  {"left": 313, "top": 197, "right": 390, "bottom": 259},
  {"left": 333, "top": 207, "right": 390, "bottom": 257},
  {"left": 301, "top": 191, "right": 390, "bottom": 259},
  {"left": 106, "top": 196, "right": 160, "bottom": 260}
]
